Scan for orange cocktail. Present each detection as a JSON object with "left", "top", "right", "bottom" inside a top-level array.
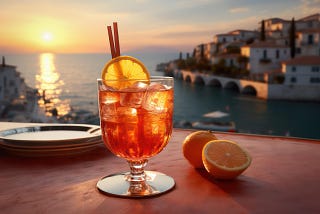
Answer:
[
  {"left": 97, "top": 22, "right": 175, "bottom": 198},
  {"left": 98, "top": 78, "right": 174, "bottom": 160}
]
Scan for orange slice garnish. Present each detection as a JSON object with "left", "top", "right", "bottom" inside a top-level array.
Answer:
[{"left": 101, "top": 56, "right": 150, "bottom": 89}]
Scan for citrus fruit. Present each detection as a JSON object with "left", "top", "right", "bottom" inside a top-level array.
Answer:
[
  {"left": 182, "top": 130, "right": 218, "bottom": 168},
  {"left": 202, "top": 140, "right": 252, "bottom": 180},
  {"left": 101, "top": 56, "right": 150, "bottom": 89}
]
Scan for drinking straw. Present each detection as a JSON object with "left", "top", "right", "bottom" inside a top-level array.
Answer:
[
  {"left": 107, "top": 25, "right": 116, "bottom": 58},
  {"left": 113, "top": 22, "right": 121, "bottom": 57},
  {"left": 107, "top": 22, "right": 121, "bottom": 58}
]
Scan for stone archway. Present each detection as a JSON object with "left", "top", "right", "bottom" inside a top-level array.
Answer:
[
  {"left": 194, "top": 76, "right": 205, "bottom": 85},
  {"left": 224, "top": 81, "right": 240, "bottom": 92},
  {"left": 242, "top": 85, "right": 257, "bottom": 96},
  {"left": 208, "top": 79, "right": 222, "bottom": 87},
  {"left": 185, "top": 75, "right": 192, "bottom": 83}
]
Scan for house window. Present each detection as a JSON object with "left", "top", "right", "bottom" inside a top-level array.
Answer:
[
  {"left": 291, "top": 77, "right": 297, "bottom": 83},
  {"left": 310, "top": 77, "right": 320, "bottom": 83},
  {"left": 4, "top": 77, "right": 7, "bottom": 88},
  {"left": 296, "top": 48, "right": 301, "bottom": 54},
  {"left": 263, "top": 50, "right": 267, "bottom": 59},
  {"left": 276, "top": 50, "right": 280, "bottom": 59},
  {"left": 311, "top": 66, "right": 320, "bottom": 72},
  {"left": 292, "top": 66, "right": 296, "bottom": 72},
  {"left": 308, "top": 34, "right": 314, "bottom": 45},
  {"left": 9, "top": 80, "right": 15, "bottom": 87}
]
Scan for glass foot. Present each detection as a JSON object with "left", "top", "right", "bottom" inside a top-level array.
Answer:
[{"left": 97, "top": 171, "right": 175, "bottom": 198}]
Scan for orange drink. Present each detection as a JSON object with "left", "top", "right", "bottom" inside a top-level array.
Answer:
[
  {"left": 97, "top": 23, "right": 175, "bottom": 198},
  {"left": 98, "top": 78, "right": 174, "bottom": 160}
]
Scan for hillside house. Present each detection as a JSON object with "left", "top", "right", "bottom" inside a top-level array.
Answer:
[
  {"left": 281, "top": 56, "right": 320, "bottom": 85},
  {"left": 241, "top": 41, "right": 290, "bottom": 73}
]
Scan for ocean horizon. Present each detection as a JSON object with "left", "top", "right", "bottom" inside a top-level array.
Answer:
[{"left": 3, "top": 52, "right": 320, "bottom": 140}]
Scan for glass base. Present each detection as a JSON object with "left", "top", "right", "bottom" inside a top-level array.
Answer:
[{"left": 97, "top": 171, "right": 175, "bottom": 198}]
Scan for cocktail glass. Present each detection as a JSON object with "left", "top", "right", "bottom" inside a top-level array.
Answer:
[{"left": 96, "top": 76, "right": 175, "bottom": 197}]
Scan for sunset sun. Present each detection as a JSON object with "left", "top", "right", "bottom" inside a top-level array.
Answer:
[{"left": 42, "top": 32, "right": 53, "bottom": 42}]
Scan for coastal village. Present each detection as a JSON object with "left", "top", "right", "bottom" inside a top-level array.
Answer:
[{"left": 162, "top": 13, "right": 320, "bottom": 101}]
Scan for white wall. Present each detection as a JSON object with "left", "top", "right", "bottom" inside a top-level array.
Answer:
[{"left": 284, "top": 64, "right": 320, "bottom": 85}]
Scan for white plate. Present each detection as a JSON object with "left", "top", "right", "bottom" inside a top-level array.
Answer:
[{"left": 0, "top": 124, "right": 103, "bottom": 152}]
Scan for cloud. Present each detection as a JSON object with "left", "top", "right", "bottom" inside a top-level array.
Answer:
[
  {"left": 299, "top": 0, "right": 320, "bottom": 15},
  {"left": 229, "top": 7, "right": 249, "bottom": 13}
]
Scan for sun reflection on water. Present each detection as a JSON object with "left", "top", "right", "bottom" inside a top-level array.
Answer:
[{"left": 36, "top": 53, "right": 71, "bottom": 118}]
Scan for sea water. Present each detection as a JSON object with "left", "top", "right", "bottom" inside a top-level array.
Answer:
[{"left": 3, "top": 53, "right": 320, "bottom": 139}]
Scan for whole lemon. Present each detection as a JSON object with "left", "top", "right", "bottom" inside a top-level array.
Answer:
[{"left": 182, "top": 130, "right": 217, "bottom": 168}]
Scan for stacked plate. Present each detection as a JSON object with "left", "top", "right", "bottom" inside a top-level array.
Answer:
[{"left": 0, "top": 124, "right": 103, "bottom": 157}]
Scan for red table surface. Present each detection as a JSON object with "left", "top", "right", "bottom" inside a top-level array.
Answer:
[{"left": 0, "top": 124, "right": 319, "bottom": 214}]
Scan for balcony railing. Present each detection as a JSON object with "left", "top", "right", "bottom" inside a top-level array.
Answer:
[{"left": 259, "top": 58, "right": 271, "bottom": 64}]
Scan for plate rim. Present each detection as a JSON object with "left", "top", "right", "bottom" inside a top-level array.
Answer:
[{"left": 0, "top": 124, "right": 102, "bottom": 147}]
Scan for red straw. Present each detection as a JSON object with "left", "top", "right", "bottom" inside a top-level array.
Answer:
[
  {"left": 113, "top": 22, "right": 121, "bottom": 57},
  {"left": 107, "top": 26, "right": 116, "bottom": 58},
  {"left": 107, "top": 22, "right": 120, "bottom": 58}
]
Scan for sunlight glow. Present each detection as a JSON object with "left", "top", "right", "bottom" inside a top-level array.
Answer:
[
  {"left": 36, "top": 53, "right": 71, "bottom": 117},
  {"left": 42, "top": 32, "right": 53, "bottom": 42}
]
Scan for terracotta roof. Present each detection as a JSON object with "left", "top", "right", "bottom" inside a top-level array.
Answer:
[
  {"left": 297, "top": 28, "right": 320, "bottom": 33},
  {"left": 283, "top": 56, "right": 320, "bottom": 65},
  {"left": 0, "top": 64, "right": 16, "bottom": 69},
  {"left": 215, "top": 33, "right": 235, "bottom": 37},
  {"left": 298, "top": 13, "right": 320, "bottom": 22},
  {"left": 263, "top": 68, "right": 282, "bottom": 74},
  {"left": 243, "top": 41, "right": 287, "bottom": 48},
  {"left": 214, "top": 53, "right": 241, "bottom": 58},
  {"left": 228, "top": 29, "right": 257, "bottom": 34},
  {"left": 264, "top": 18, "right": 285, "bottom": 23}
]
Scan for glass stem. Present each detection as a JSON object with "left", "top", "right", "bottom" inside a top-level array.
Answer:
[{"left": 126, "top": 159, "right": 152, "bottom": 195}]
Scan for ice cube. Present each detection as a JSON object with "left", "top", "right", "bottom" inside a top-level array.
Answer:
[
  {"left": 100, "top": 102, "right": 117, "bottom": 122},
  {"left": 142, "top": 83, "right": 170, "bottom": 112},
  {"left": 143, "top": 112, "right": 167, "bottom": 135},
  {"left": 120, "top": 81, "right": 148, "bottom": 108},
  {"left": 100, "top": 91, "right": 120, "bottom": 105},
  {"left": 116, "top": 107, "right": 139, "bottom": 123}
]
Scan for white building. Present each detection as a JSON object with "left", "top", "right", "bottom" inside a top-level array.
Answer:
[
  {"left": 296, "top": 28, "right": 320, "bottom": 56},
  {"left": 281, "top": 56, "right": 320, "bottom": 85},
  {"left": 213, "top": 29, "right": 258, "bottom": 44},
  {"left": 204, "top": 42, "right": 217, "bottom": 60},
  {"left": 0, "top": 57, "right": 27, "bottom": 102},
  {"left": 263, "top": 13, "right": 320, "bottom": 47},
  {"left": 241, "top": 41, "right": 290, "bottom": 73}
]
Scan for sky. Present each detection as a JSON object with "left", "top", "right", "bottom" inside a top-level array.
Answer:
[{"left": 0, "top": 0, "right": 319, "bottom": 54}]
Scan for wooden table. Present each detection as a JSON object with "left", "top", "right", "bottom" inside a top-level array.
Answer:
[{"left": 0, "top": 122, "right": 319, "bottom": 213}]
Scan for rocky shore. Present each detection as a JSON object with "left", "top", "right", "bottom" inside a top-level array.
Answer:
[{"left": 0, "top": 87, "right": 99, "bottom": 125}]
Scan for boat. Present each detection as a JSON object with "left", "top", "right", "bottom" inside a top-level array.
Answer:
[
  {"left": 192, "top": 111, "right": 237, "bottom": 132},
  {"left": 192, "top": 121, "right": 236, "bottom": 132}
]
